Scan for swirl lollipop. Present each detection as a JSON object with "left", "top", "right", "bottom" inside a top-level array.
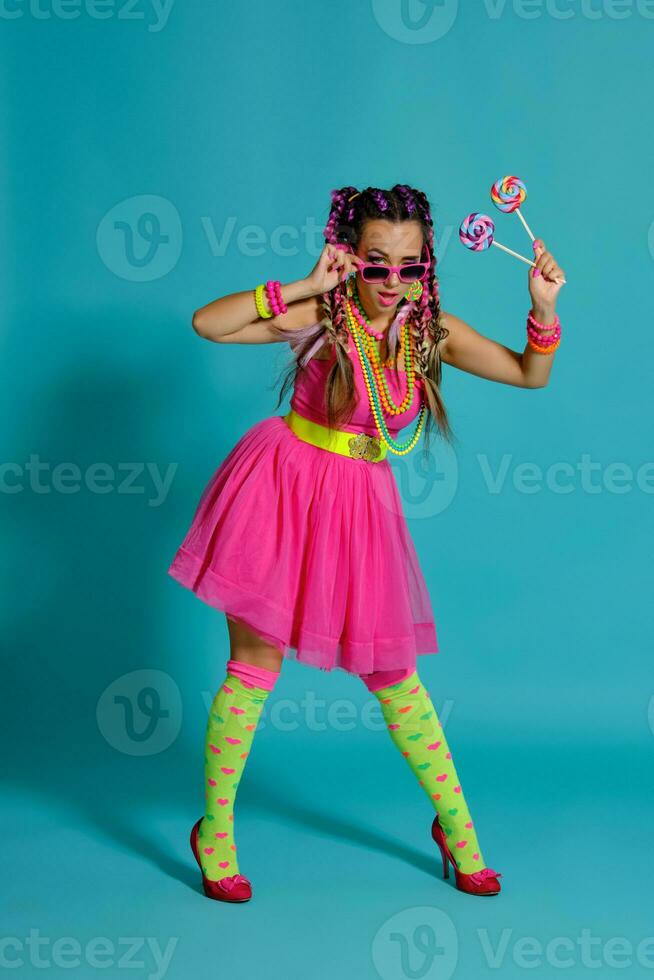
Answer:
[
  {"left": 491, "top": 175, "right": 536, "bottom": 240},
  {"left": 459, "top": 212, "right": 536, "bottom": 269}
]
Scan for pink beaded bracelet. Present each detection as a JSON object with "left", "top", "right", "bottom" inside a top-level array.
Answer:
[
  {"left": 525, "top": 308, "right": 561, "bottom": 354},
  {"left": 527, "top": 324, "right": 561, "bottom": 343},
  {"left": 528, "top": 309, "right": 560, "bottom": 331},
  {"left": 264, "top": 280, "right": 288, "bottom": 316},
  {"left": 526, "top": 323, "right": 561, "bottom": 353}
]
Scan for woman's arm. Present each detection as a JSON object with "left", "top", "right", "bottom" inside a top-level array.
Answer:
[
  {"left": 191, "top": 243, "right": 363, "bottom": 345},
  {"left": 439, "top": 240, "right": 566, "bottom": 389},
  {"left": 192, "top": 278, "right": 318, "bottom": 343}
]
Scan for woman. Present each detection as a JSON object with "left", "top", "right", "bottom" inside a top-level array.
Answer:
[{"left": 168, "top": 184, "right": 565, "bottom": 903}]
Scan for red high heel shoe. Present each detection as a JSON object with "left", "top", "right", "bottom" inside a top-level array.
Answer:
[
  {"left": 190, "top": 817, "right": 252, "bottom": 902},
  {"left": 431, "top": 815, "right": 502, "bottom": 896}
]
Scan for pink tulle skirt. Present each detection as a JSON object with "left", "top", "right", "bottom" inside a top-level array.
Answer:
[{"left": 167, "top": 414, "right": 439, "bottom": 676}]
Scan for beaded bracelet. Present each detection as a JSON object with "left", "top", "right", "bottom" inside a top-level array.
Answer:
[
  {"left": 528, "top": 335, "right": 561, "bottom": 354},
  {"left": 527, "top": 324, "right": 561, "bottom": 343},
  {"left": 526, "top": 309, "right": 561, "bottom": 355},
  {"left": 264, "top": 280, "right": 288, "bottom": 316},
  {"left": 528, "top": 309, "right": 559, "bottom": 328},
  {"left": 254, "top": 283, "right": 273, "bottom": 319}
]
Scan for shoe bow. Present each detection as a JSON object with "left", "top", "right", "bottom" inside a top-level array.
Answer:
[
  {"left": 468, "top": 867, "right": 502, "bottom": 884},
  {"left": 216, "top": 873, "right": 250, "bottom": 891}
]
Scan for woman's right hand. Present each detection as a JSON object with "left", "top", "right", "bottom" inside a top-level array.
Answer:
[{"left": 305, "top": 243, "right": 364, "bottom": 296}]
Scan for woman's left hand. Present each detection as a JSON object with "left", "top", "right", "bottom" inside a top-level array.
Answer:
[{"left": 528, "top": 239, "right": 566, "bottom": 309}]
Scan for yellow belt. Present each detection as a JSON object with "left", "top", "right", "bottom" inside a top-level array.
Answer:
[{"left": 283, "top": 409, "right": 387, "bottom": 462}]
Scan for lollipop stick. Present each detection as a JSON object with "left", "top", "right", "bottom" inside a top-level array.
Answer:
[
  {"left": 515, "top": 209, "right": 536, "bottom": 241},
  {"left": 491, "top": 240, "right": 536, "bottom": 267}
]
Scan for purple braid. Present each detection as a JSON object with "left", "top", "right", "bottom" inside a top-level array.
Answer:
[
  {"left": 394, "top": 184, "right": 417, "bottom": 216},
  {"left": 371, "top": 189, "right": 389, "bottom": 213},
  {"left": 323, "top": 186, "right": 359, "bottom": 246}
]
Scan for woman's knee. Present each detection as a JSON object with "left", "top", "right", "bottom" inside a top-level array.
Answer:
[
  {"left": 225, "top": 614, "right": 285, "bottom": 673},
  {"left": 359, "top": 664, "right": 416, "bottom": 694}
]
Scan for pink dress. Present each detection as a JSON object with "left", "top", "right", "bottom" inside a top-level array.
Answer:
[{"left": 167, "top": 335, "right": 439, "bottom": 676}]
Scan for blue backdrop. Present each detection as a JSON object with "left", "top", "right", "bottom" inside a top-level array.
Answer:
[{"left": 3, "top": 2, "right": 653, "bottom": 978}]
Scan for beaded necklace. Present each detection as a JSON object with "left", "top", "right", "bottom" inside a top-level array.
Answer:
[
  {"left": 344, "top": 289, "right": 427, "bottom": 457},
  {"left": 347, "top": 286, "right": 416, "bottom": 414}
]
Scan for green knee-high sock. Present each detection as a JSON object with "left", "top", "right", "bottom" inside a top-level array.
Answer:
[
  {"left": 372, "top": 670, "right": 486, "bottom": 874},
  {"left": 198, "top": 673, "right": 270, "bottom": 881}
]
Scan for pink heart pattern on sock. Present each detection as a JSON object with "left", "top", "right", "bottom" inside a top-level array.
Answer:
[
  {"left": 371, "top": 671, "right": 487, "bottom": 874},
  {"left": 200, "top": 672, "right": 273, "bottom": 881}
]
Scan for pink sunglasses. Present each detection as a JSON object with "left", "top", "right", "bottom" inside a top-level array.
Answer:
[{"left": 345, "top": 241, "right": 432, "bottom": 284}]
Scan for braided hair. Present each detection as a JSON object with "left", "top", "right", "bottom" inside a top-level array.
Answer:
[{"left": 272, "top": 184, "right": 455, "bottom": 454}]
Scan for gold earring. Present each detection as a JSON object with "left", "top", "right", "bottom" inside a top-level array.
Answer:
[{"left": 404, "top": 280, "right": 423, "bottom": 301}]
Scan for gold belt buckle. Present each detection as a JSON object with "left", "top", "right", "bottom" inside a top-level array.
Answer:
[{"left": 347, "top": 432, "right": 382, "bottom": 462}]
